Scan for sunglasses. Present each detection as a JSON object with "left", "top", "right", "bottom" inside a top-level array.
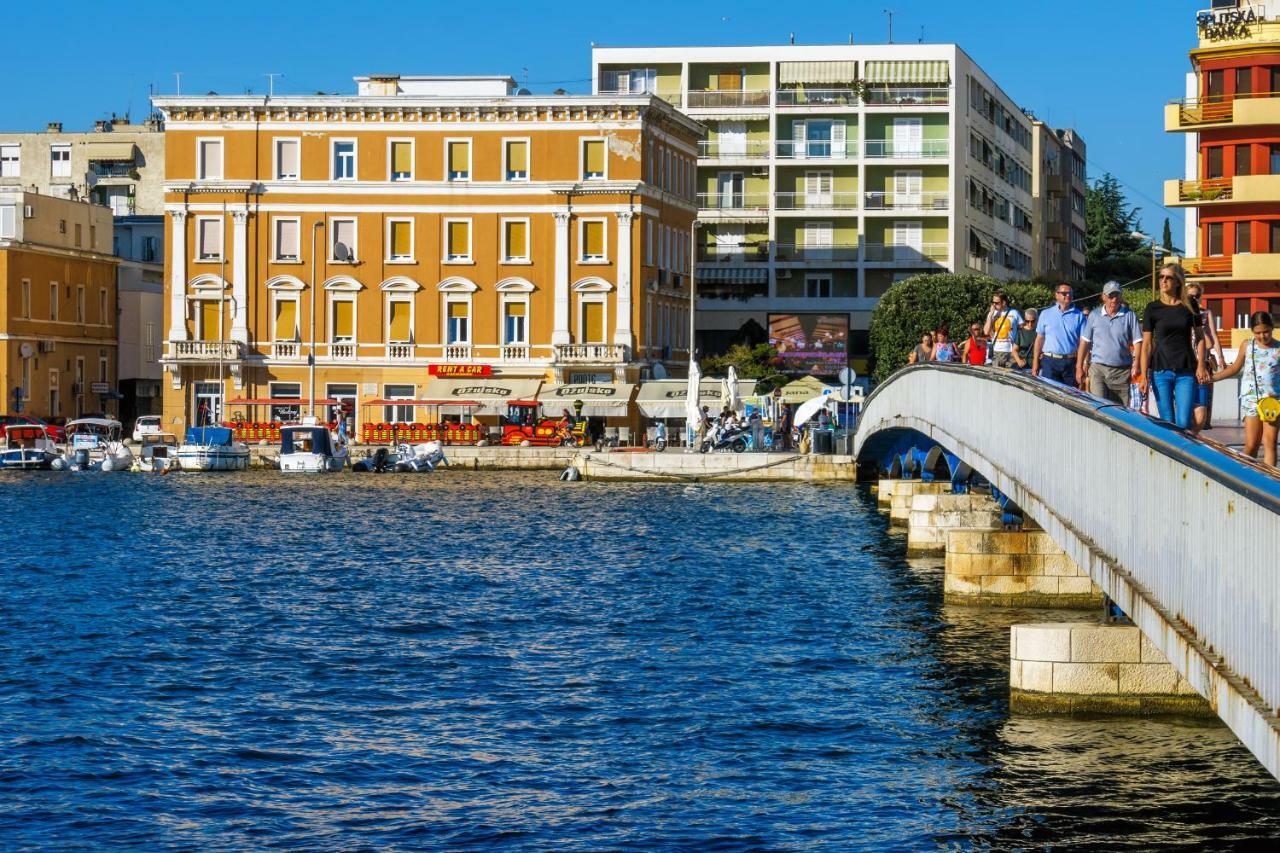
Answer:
[{"left": 1158, "top": 275, "right": 1177, "bottom": 281}]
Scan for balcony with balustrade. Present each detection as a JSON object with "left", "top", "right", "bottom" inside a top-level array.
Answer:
[
  {"left": 1164, "top": 177, "right": 1234, "bottom": 207},
  {"left": 1165, "top": 92, "right": 1280, "bottom": 131},
  {"left": 863, "top": 190, "right": 950, "bottom": 213},
  {"left": 386, "top": 343, "right": 415, "bottom": 361},
  {"left": 443, "top": 344, "right": 472, "bottom": 362},
  {"left": 500, "top": 344, "right": 531, "bottom": 363},
  {"left": 167, "top": 340, "right": 242, "bottom": 361},
  {"left": 271, "top": 341, "right": 303, "bottom": 360},
  {"left": 554, "top": 343, "right": 629, "bottom": 364},
  {"left": 773, "top": 243, "right": 858, "bottom": 262}
]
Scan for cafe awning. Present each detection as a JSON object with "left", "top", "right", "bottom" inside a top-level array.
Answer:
[
  {"left": 775, "top": 376, "right": 838, "bottom": 405},
  {"left": 635, "top": 379, "right": 758, "bottom": 418},
  {"left": 420, "top": 377, "right": 543, "bottom": 414},
  {"left": 779, "top": 60, "right": 857, "bottom": 85},
  {"left": 696, "top": 266, "right": 768, "bottom": 284},
  {"left": 863, "top": 60, "right": 950, "bottom": 85},
  {"left": 537, "top": 382, "right": 635, "bottom": 417},
  {"left": 85, "top": 141, "right": 137, "bottom": 161}
]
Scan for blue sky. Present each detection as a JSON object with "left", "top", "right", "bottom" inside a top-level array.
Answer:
[{"left": 11, "top": 0, "right": 1197, "bottom": 237}]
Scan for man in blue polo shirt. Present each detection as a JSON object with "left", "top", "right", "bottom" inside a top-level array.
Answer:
[{"left": 1032, "top": 283, "right": 1087, "bottom": 387}]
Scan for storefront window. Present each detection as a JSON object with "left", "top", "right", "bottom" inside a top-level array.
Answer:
[
  {"left": 270, "top": 382, "right": 301, "bottom": 423},
  {"left": 384, "top": 384, "right": 415, "bottom": 424}
]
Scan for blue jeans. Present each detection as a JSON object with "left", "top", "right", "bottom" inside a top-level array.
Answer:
[
  {"left": 1152, "top": 370, "right": 1196, "bottom": 428},
  {"left": 1040, "top": 356, "right": 1077, "bottom": 387}
]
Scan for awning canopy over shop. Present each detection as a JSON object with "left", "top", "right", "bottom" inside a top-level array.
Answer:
[
  {"left": 85, "top": 142, "right": 137, "bottom": 161},
  {"left": 537, "top": 382, "right": 635, "bottom": 417},
  {"left": 862, "top": 60, "right": 950, "bottom": 85},
  {"left": 779, "top": 61, "right": 857, "bottom": 85},
  {"left": 635, "top": 379, "right": 759, "bottom": 418},
  {"left": 696, "top": 266, "right": 769, "bottom": 284},
  {"left": 420, "top": 377, "right": 544, "bottom": 413}
]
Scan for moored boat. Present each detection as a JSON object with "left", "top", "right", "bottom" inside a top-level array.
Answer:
[
  {"left": 57, "top": 418, "right": 134, "bottom": 472},
  {"left": 136, "top": 432, "right": 180, "bottom": 472},
  {"left": 0, "top": 426, "right": 59, "bottom": 470},
  {"left": 278, "top": 423, "right": 348, "bottom": 473},
  {"left": 177, "top": 426, "right": 250, "bottom": 471}
]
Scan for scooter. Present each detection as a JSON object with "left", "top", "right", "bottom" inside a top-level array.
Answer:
[{"left": 700, "top": 422, "right": 748, "bottom": 453}]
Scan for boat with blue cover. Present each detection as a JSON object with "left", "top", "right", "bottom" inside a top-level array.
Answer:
[{"left": 177, "top": 426, "right": 250, "bottom": 471}]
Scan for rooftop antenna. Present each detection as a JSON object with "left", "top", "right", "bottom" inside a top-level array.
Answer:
[
  {"left": 848, "top": 33, "right": 854, "bottom": 45},
  {"left": 174, "top": 72, "right": 182, "bottom": 96},
  {"left": 265, "top": 73, "right": 282, "bottom": 98},
  {"left": 789, "top": 32, "right": 795, "bottom": 44},
  {"left": 884, "top": 9, "right": 894, "bottom": 44},
  {"left": 919, "top": 25, "right": 925, "bottom": 43}
]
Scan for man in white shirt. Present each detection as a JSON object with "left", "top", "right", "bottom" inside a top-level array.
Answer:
[{"left": 984, "top": 290, "right": 1023, "bottom": 369}]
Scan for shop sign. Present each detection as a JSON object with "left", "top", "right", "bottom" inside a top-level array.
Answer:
[
  {"left": 449, "top": 384, "right": 515, "bottom": 398},
  {"left": 1197, "top": 5, "right": 1262, "bottom": 41},
  {"left": 429, "top": 364, "right": 492, "bottom": 378},
  {"left": 551, "top": 384, "right": 618, "bottom": 398},
  {"left": 90, "top": 381, "right": 111, "bottom": 394}
]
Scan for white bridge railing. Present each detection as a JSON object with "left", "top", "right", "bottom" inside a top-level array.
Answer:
[{"left": 854, "top": 364, "right": 1280, "bottom": 781}]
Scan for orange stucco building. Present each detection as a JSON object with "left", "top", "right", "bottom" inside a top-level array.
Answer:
[
  {"left": 0, "top": 191, "right": 117, "bottom": 421},
  {"left": 152, "top": 75, "right": 702, "bottom": 436}
]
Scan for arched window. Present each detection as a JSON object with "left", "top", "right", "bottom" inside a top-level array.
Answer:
[
  {"left": 266, "top": 275, "right": 305, "bottom": 343},
  {"left": 572, "top": 277, "right": 613, "bottom": 345},
  {"left": 324, "top": 276, "right": 363, "bottom": 345},
  {"left": 496, "top": 278, "right": 534, "bottom": 346},
  {"left": 438, "top": 277, "right": 477, "bottom": 346},
  {"left": 382, "top": 277, "right": 422, "bottom": 345},
  {"left": 187, "top": 274, "right": 229, "bottom": 341}
]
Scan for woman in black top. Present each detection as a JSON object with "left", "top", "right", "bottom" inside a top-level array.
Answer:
[{"left": 1139, "top": 263, "right": 1208, "bottom": 429}]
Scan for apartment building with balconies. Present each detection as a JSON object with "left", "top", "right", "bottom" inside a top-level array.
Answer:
[
  {"left": 1164, "top": 1, "right": 1280, "bottom": 342},
  {"left": 151, "top": 75, "right": 701, "bottom": 433},
  {"left": 593, "top": 43, "right": 1078, "bottom": 361},
  {"left": 1032, "top": 123, "right": 1087, "bottom": 282}
]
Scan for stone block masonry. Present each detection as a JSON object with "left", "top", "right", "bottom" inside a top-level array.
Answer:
[
  {"left": 905, "top": 492, "right": 1004, "bottom": 553},
  {"left": 885, "top": 481, "right": 951, "bottom": 523},
  {"left": 945, "top": 529, "right": 1103, "bottom": 609},
  {"left": 1009, "top": 623, "right": 1211, "bottom": 717}
]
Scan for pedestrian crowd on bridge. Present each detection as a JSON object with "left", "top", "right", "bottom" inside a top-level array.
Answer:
[{"left": 906, "top": 264, "right": 1280, "bottom": 468}]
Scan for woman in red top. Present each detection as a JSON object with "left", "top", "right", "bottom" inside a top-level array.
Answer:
[{"left": 961, "top": 323, "right": 989, "bottom": 366}]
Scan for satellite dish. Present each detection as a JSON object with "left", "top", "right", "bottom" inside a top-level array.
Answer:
[
  {"left": 652, "top": 363, "right": 669, "bottom": 379},
  {"left": 333, "top": 242, "right": 351, "bottom": 262},
  {"left": 19, "top": 343, "right": 34, "bottom": 358}
]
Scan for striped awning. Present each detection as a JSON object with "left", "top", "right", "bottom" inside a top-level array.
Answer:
[
  {"left": 696, "top": 267, "right": 768, "bottom": 284},
  {"left": 85, "top": 142, "right": 136, "bottom": 161},
  {"left": 863, "top": 60, "right": 950, "bottom": 85},
  {"left": 779, "top": 61, "right": 857, "bottom": 85}
]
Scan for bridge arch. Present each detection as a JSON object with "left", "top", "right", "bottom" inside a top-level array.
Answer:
[{"left": 854, "top": 364, "right": 1280, "bottom": 780}]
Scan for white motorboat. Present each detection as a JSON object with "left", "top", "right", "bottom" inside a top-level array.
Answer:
[
  {"left": 177, "top": 426, "right": 250, "bottom": 471},
  {"left": 352, "top": 440, "right": 448, "bottom": 473},
  {"left": 278, "top": 422, "right": 348, "bottom": 473},
  {"left": 57, "top": 418, "right": 134, "bottom": 472},
  {"left": 0, "top": 425, "right": 59, "bottom": 470},
  {"left": 136, "top": 432, "right": 180, "bottom": 472}
]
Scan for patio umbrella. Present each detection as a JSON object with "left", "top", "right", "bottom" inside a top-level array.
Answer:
[
  {"left": 792, "top": 393, "right": 834, "bottom": 429},
  {"left": 727, "top": 365, "right": 741, "bottom": 412},
  {"left": 684, "top": 360, "right": 702, "bottom": 446}
]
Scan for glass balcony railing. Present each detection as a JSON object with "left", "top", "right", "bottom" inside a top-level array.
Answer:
[
  {"left": 864, "top": 191, "right": 950, "bottom": 211},
  {"left": 696, "top": 192, "right": 771, "bottom": 211},
  {"left": 774, "top": 140, "right": 858, "bottom": 159},
  {"left": 698, "top": 139, "right": 770, "bottom": 158},
  {"left": 686, "top": 89, "right": 771, "bottom": 109},
  {"left": 863, "top": 139, "right": 950, "bottom": 159},
  {"left": 697, "top": 243, "right": 771, "bottom": 262},
  {"left": 862, "top": 243, "right": 950, "bottom": 264},
  {"left": 863, "top": 87, "right": 950, "bottom": 106},
  {"left": 775, "top": 88, "right": 860, "bottom": 107},
  {"left": 773, "top": 243, "right": 858, "bottom": 261},
  {"left": 774, "top": 192, "right": 860, "bottom": 210}
]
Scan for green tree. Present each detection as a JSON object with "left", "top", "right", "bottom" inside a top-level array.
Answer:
[
  {"left": 1161, "top": 217, "right": 1174, "bottom": 253},
  {"left": 868, "top": 273, "right": 1053, "bottom": 381},
  {"left": 1086, "top": 173, "right": 1147, "bottom": 283},
  {"left": 699, "top": 343, "right": 789, "bottom": 392}
]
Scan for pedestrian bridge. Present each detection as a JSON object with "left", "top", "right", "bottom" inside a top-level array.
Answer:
[{"left": 853, "top": 364, "right": 1280, "bottom": 780}]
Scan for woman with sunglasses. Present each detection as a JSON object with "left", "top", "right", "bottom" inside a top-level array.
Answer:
[
  {"left": 1212, "top": 311, "right": 1280, "bottom": 468},
  {"left": 1140, "top": 263, "right": 1209, "bottom": 429}
]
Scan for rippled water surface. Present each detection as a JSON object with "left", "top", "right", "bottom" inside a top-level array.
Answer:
[{"left": 1, "top": 470, "right": 1277, "bottom": 849}]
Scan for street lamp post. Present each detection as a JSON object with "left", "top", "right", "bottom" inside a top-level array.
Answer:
[{"left": 688, "top": 219, "right": 700, "bottom": 365}]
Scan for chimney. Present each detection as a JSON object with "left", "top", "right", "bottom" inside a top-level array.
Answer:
[{"left": 46, "top": 121, "right": 62, "bottom": 133}]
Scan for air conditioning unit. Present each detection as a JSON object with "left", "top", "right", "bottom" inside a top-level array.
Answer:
[
  {"left": 23, "top": 204, "right": 34, "bottom": 219},
  {"left": 38, "top": 340, "right": 56, "bottom": 353},
  {"left": 776, "top": 269, "right": 792, "bottom": 279},
  {"left": 751, "top": 167, "right": 769, "bottom": 176}
]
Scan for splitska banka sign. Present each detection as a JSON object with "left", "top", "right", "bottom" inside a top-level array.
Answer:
[{"left": 1197, "top": 5, "right": 1263, "bottom": 41}]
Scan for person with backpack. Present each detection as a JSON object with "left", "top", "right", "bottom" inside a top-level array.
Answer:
[
  {"left": 1212, "top": 311, "right": 1280, "bottom": 468},
  {"left": 984, "top": 290, "right": 1023, "bottom": 368}
]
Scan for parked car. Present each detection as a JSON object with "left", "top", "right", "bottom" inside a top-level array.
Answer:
[
  {"left": 0, "top": 414, "right": 65, "bottom": 444},
  {"left": 132, "top": 415, "right": 162, "bottom": 443}
]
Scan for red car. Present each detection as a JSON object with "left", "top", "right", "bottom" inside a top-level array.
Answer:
[{"left": 0, "top": 414, "right": 65, "bottom": 444}]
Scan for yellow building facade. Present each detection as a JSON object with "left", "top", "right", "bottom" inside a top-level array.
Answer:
[
  {"left": 153, "top": 76, "right": 701, "bottom": 436},
  {"left": 0, "top": 191, "right": 117, "bottom": 421}
]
